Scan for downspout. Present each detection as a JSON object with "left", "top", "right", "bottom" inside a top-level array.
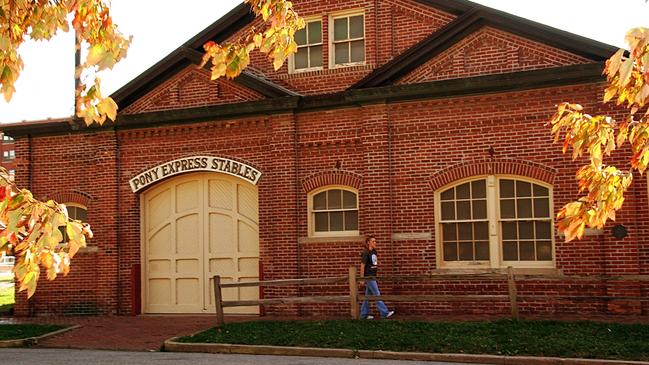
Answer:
[
  {"left": 293, "top": 111, "right": 302, "bottom": 315},
  {"left": 115, "top": 128, "right": 121, "bottom": 314}
]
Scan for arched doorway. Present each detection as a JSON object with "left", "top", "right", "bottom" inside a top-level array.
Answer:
[{"left": 141, "top": 172, "right": 259, "bottom": 314}]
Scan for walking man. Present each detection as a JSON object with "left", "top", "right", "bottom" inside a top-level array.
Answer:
[{"left": 360, "top": 236, "right": 395, "bottom": 320}]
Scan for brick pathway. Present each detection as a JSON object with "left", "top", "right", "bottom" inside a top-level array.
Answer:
[{"left": 3, "top": 313, "right": 649, "bottom": 352}]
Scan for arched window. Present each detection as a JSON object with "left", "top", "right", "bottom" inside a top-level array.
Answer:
[
  {"left": 59, "top": 203, "right": 88, "bottom": 243},
  {"left": 436, "top": 176, "right": 554, "bottom": 269},
  {"left": 309, "top": 187, "right": 359, "bottom": 237}
]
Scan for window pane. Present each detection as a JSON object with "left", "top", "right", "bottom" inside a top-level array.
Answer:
[
  {"left": 500, "top": 199, "right": 515, "bottom": 218},
  {"left": 308, "top": 21, "right": 322, "bottom": 43},
  {"left": 441, "top": 202, "right": 455, "bottom": 220},
  {"left": 342, "top": 190, "right": 357, "bottom": 209},
  {"left": 475, "top": 242, "right": 489, "bottom": 260},
  {"left": 440, "top": 188, "right": 454, "bottom": 201},
  {"left": 295, "top": 27, "right": 307, "bottom": 45},
  {"left": 310, "top": 45, "right": 323, "bottom": 67},
  {"left": 519, "top": 221, "right": 534, "bottom": 239},
  {"left": 349, "top": 15, "right": 363, "bottom": 38},
  {"left": 500, "top": 179, "right": 514, "bottom": 198},
  {"left": 75, "top": 208, "right": 87, "bottom": 221},
  {"left": 473, "top": 200, "right": 486, "bottom": 219},
  {"left": 519, "top": 241, "right": 535, "bottom": 261},
  {"left": 474, "top": 222, "right": 488, "bottom": 240},
  {"left": 334, "top": 42, "right": 349, "bottom": 64},
  {"left": 334, "top": 17, "right": 348, "bottom": 41},
  {"left": 517, "top": 198, "right": 533, "bottom": 218},
  {"left": 344, "top": 211, "right": 358, "bottom": 230},
  {"left": 472, "top": 180, "right": 486, "bottom": 199},
  {"left": 535, "top": 221, "right": 551, "bottom": 240},
  {"left": 295, "top": 47, "right": 308, "bottom": 69},
  {"left": 350, "top": 40, "right": 364, "bottom": 62},
  {"left": 537, "top": 241, "right": 552, "bottom": 261},
  {"left": 330, "top": 211, "right": 343, "bottom": 231},
  {"left": 502, "top": 222, "right": 517, "bottom": 239},
  {"left": 315, "top": 212, "right": 328, "bottom": 231},
  {"left": 533, "top": 184, "right": 549, "bottom": 197},
  {"left": 457, "top": 201, "right": 471, "bottom": 220},
  {"left": 444, "top": 242, "right": 458, "bottom": 261},
  {"left": 328, "top": 190, "right": 342, "bottom": 209},
  {"left": 443, "top": 223, "right": 457, "bottom": 241},
  {"left": 313, "top": 192, "right": 327, "bottom": 210},
  {"left": 458, "top": 223, "right": 472, "bottom": 241},
  {"left": 516, "top": 181, "right": 532, "bottom": 197},
  {"left": 533, "top": 198, "right": 550, "bottom": 218},
  {"left": 459, "top": 242, "right": 474, "bottom": 261},
  {"left": 456, "top": 182, "right": 470, "bottom": 199},
  {"left": 503, "top": 241, "right": 518, "bottom": 260}
]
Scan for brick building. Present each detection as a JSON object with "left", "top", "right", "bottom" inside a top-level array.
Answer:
[
  {"left": 4, "top": 0, "right": 649, "bottom": 317},
  {"left": 0, "top": 132, "right": 16, "bottom": 179}
]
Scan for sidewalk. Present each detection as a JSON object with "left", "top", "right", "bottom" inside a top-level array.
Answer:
[{"left": 1, "top": 315, "right": 233, "bottom": 351}]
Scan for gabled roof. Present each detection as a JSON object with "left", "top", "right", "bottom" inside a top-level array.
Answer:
[
  {"left": 353, "top": 4, "right": 618, "bottom": 88},
  {"left": 111, "top": 3, "right": 298, "bottom": 110}
]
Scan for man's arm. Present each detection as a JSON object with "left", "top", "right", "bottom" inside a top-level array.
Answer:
[{"left": 360, "top": 262, "right": 365, "bottom": 278}]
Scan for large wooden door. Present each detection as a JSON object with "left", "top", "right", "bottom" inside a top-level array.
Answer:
[{"left": 142, "top": 173, "right": 259, "bottom": 314}]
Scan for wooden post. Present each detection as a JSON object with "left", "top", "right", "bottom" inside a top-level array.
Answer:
[
  {"left": 213, "top": 275, "right": 224, "bottom": 327},
  {"left": 507, "top": 267, "right": 519, "bottom": 320},
  {"left": 349, "top": 267, "right": 359, "bottom": 319}
]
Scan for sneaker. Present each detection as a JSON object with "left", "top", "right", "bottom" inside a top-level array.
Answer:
[
  {"left": 385, "top": 310, "right": 395, "bottom": 318},
  {"left": 363, "top": 315, "right": 374, "bottom": 320}
]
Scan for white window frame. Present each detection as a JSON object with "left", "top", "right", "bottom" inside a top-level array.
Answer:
[
  {"left": 308, "top": 185, "right": 359, "bottom": 238},
  {"left": 60, "top": 203, "right": 88, "bottom": 243},
  {"left": 434, "top": 175, "right": 555, "bottom": 270},
  {"left": 289, "top": 16, "right": 323, "bottom": 73},
  {"left": 328, "top": 9, "right": 366, "bottom": 68},
  {"left": 3, "top": 150, "right": 14, "bottom": 160}
]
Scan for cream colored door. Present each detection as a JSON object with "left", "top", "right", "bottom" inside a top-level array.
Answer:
[{"left": 142, "top": 172, "right": 259, "bottom": 314}]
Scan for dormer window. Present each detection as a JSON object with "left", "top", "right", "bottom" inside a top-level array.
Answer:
[
  {"left": 330, "top": 12, "right": 365, "bottom": 67},
  {"left": 290, "top": 18, "right": 323, "bottom": 73}
]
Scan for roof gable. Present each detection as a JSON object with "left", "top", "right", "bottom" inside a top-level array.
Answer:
[
  {"left": 397, "top": 26, "right": 590, "bottom": 84},
  {"left": 353, "top": 6, "right": 617, "bottom": 88}
]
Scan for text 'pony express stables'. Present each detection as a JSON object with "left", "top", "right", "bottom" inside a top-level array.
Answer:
[{"left": 129, "top": 156, "right": 262, "bottom": 192}]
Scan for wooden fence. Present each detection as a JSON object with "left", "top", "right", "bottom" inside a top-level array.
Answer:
[{"left": 213, "top": 267, "right": 649, "bottom": 326}]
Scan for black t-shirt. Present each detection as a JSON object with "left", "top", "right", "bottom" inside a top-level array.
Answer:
[{"left": 361, "top": 248, "right": 378, "bottom": 277}]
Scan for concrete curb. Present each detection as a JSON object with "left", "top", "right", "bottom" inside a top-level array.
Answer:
[
  {"left": 0, "top": 324, "right": 81, "bottom": 348},
  {"left": 163, "top": 339, "right": 649, "bottom": 365}
]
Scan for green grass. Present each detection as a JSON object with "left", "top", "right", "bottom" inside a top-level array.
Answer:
[
  {"left": 178, "top": 319, "right": 649, "bottom": 361},
  {"left": 0, "top": 285, "right": 14, "bottom": 313},
  {"left": 0, "top": 324, "right": 65, "bottom": 340}
]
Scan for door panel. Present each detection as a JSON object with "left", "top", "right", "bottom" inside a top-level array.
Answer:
[{"left": 143, "top": 172, "right": 259, "bottom": 314}]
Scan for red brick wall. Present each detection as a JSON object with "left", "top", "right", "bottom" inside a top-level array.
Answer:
[
  {"left": 398, "top": 27, "right": 590, "bottom": 84},
  {"left": 13, "top": 81, "right": 649, "bottom": 317},
  {"left": 122, "top": 67, "right": 265, "bottom": 114}
]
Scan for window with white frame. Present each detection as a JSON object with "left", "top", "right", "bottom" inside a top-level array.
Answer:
[
  {"left": 59, "top": 204, "right": 88, "bottom": 243},
  {"left": 436, "top": 176, "right": 554, "bottom": 269},
  {"left": 309, "top": 187, "right": 359, "bottom": 236},
  {"left": 330, "top": 12, "right": 365, "bottom": 66},
  {"left": 2, "top": 135, "right": 13, "bottom": 142},
  {"left": 291, "top": 18, "right": 323, "bottom": 72},
  {"left": 3, "top": 150, "right": 14, "bottom": 160}
]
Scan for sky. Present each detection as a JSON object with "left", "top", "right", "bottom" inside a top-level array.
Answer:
[{"left": 1, "top": 0, "right": 649, "bottom": 124}]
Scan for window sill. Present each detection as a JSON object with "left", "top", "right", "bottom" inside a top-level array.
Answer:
[
  {"left": 299, "top": 236, "right": 365, "bottom": 244},
  {"left": 432, "top": 267, "right": 562, "bottom": 276}
]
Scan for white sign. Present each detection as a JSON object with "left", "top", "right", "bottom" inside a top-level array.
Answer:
[{"left": 130, "top": 156, "right": 262, "bottom": 192}]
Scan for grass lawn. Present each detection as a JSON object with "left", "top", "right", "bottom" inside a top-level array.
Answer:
[
  {"left": 0, "top": 324, "right": 65, "bottom": 341},
  {"left": 178, "top": 319, "right": 649, "bottom": 361},
  {"left": 0, "top": 285, "right": 14, "bottom": 313}
]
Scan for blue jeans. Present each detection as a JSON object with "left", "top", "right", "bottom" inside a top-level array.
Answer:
[{"left": 360, "top": 280, "right": 389, "bottom": 318}]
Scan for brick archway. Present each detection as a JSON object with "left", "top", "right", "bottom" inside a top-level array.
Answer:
[
  {"left": 301, "top": 170, "right": 363, "bottom": 193},
  {"left": 49, "top": 190, "right": 93, "bottom": 207},
  {"left": 429, "top": 158, "right": 556, "bottom": 190}
]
